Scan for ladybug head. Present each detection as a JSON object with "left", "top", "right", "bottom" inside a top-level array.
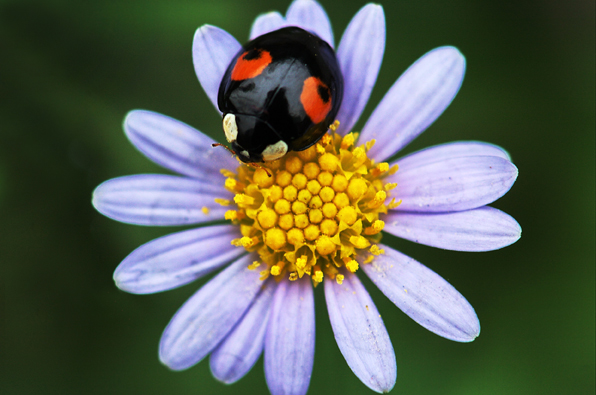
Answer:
[{"left": 223, "top": 113, "right": 288, "bottom": 163}]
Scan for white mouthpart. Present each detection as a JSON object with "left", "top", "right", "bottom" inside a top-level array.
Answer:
[
  {"left": 223, "top": 113, "right": 238, "bottom": 143},
  {"left": 261, "top": 140, "right": 288, "bottom": 161}
]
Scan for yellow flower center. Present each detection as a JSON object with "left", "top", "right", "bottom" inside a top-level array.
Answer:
[{"left": 219, "top": 131, "right": 400, "bottom": 285}]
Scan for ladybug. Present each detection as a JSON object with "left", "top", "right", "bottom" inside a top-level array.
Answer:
[{"left": 217, "top": 26, "right": 343, "bottom": 163}]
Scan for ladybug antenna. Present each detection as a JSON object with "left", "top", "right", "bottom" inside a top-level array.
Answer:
[
  {"left": 211, "top": 143, "right": 272, "bottom": 177},
  {"left": 247, "top": 162, "right": 272, "bottom": 178},
  {"left": 212, "top": 142, "right": 236, "bottom": 156}
]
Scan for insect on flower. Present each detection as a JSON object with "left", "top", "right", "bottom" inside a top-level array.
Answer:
[
  {"left": 218, "top": 26, "right": 343, "bottom": 163},
  {"left": 92, "top": 1, "right": 521, "bottom": 394}
]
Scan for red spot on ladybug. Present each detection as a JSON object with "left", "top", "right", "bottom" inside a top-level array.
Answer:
[
  {"left": 231, "top": 49, "right": 272, "bottom": 81},
  {"left": 300, "top": 76, "right": 332, "bottom": 124}
]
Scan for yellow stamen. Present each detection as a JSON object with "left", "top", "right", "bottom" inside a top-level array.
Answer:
[
  {"left": 319, "top": 153, "right": 338, "bottom": 172},
  {"left": 220, "top": 169, "right": 236, "bottom": 178},
  {"left": 388, "top": 164, "right": 399, "bottom": 175},
  {"left": 337, "top": 206, "right": 357, "bottom": 226},
  {"left": 309, "top": 195, "right": 323, "bottom": 208},
  {"left": 296, "top": 255, "right": 308, "bottom": 270},
  {"left": 319, "top": 186, "right": 335, "bottom": 202},
  {"left": 292, "top": 173, "right": 307, "bottom": 189},
  {"left": 283, "top": 185, "right": 298, "bottom": 201},
  {"left": 234, "top": 194, "right": 255, "bottom": 206},
  {"left": 331, "top": 174, "right": 348, "bottom": 192},
  {"left": 287, "top": 228, "right": 305, "bottom": 246},
  {"left": 308, "top": 208, "right": 323, "bottom": 224},
  {"left": 259, "top": 269, "right": 270, "bottom": 280},
  {"left": 294, "top": 214, "right": 309, "bottom": 229},
  {"left": 387, "top": 198, "right": 402, "bottom": 209},
  {"left": 320, "top": 219, "right": 338, "bottom": 236},
  {"left": 278, "top": 213, "right": 294, "bottom": 230},
  {"left": 322, "top": 202, "right": 338, "bottom": 218},
  {"left": 318, "top": 171, "right": 333, "bottom": 186},
  {"left": 297, "top": 146, "right": 317, "bottom": 162},
  {"left": 341, "top": 133, "right": 355, "bottom": 149},
  {"left": 316, "top": 143, "right": 326, "bottom": 155},
  {"left": 350, "top": 235, "right": 371, "bottom": 249},
  {"left": 269, "top": 185, "right": 283, "bottom": 202},
  {"left": 239, "top": 236, "right": 257, "bottom": 248},
  {"left": 306, "top": 179, "right": 322, "bottom": 195},
  {"left": 297, "top": 189, "right": 312, "bottom": 203},
  {"left": 320, "top": 134, "right": 333, "bottom": 146},
  {"left": 285, "top": 156, "right": 303, "bottom": 174},
  {"left": 270, "top": 265, "right": 281, "bottom": 276},
  {"left": 368, "top": 190, "right": 387, "bottom": 208},
  {"left": 333, "top": 192, "right": 350, "bottom": 209},
  {"left": 215, "top": 198, "right": 232, "bottom": 206},
  {"left": 364, "top": 220, "right": 385, "bottom": 235},
  {"left": 352, "top": 147, "right": 366, "bottom": 161},
  {"left": 347, "top": 178, "right": 367, "bottom": 201},
  {"left": 247, "top": 261, "right": 260, "bottom": 270},
  {"left": 316, "top": 235, "right": 336, "bottom": 255},
  {"left": 265, "top": 228, "right": 286, "bottom": 250},
  {"left": 201, "top": 206, "right": 210, "bottom": 214},
  {"left": 328, "top": 120, "right": 340, "bottom": 132},
  {"left": 313, "top": 269, "right": 324, "bottom": 283},
  {"left": 257, "top": 209, "right": 278, "bottom": 229},
  {"left": 371, "top": 162, "right": 389, "bottom": 177},
  {"left": 254, "top": 168, "right": 274, "bottom": 188},
  {"left": 304, "top": 224, "right": 320, "bottom": 241},
  {"left": 274, "top": 199, "right": 291, "bottom": 214},
  {"left": 345, "top": 259, "right": 359, "bottom": 273},
  {"left": 220, "top": 131, "right": 399, "bottom": 283},
  {"left": 370, "top": 245, "right": 385, "bottom": 255},
  {"left": 303, "top": 162, "right": 320, "bottom": 180},
  {"left": 276, "top": 171, "right": 292, "bottom": 187},
  {"left": 292, "top": 201, "right": 308, "bottom": 215}
]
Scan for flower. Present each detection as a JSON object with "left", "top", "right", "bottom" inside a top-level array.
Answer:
[{"left": 92, "top": 0, "right": 521, "bottom": 394}]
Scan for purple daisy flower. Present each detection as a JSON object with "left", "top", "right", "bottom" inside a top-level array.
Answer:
[{"left": 92, "top": 0, "right": 521, "bottom": 394}]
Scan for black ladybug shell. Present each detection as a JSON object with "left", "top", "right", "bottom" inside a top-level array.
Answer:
[{"left": 218, "top": 26, "right": 343, "bottom": 162}]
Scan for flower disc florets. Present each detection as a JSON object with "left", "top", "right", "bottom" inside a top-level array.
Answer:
[{"left": 220, "top": 129, "right": 401, "bottom": 285}]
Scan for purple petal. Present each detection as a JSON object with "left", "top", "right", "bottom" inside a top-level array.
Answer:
[
  {"left": 193, "top": 25, "right": 241, "bottom": 112},
  {"left": 265, "top": 278, "right": 315, "bottom": 395},
  {"left": 361, "top": 47, "right": 466, "bottom": 161},
  {"left": 286, "top": 0, "right": 334, "bottom": 47},
  {"left": 361, "top": 245, "right": 480, "bottom": 342},
  {"left": 335, "top": 4, "right": 385, "bottom": 135},
  {"left": 383, "top": 207, "right": 521, "bottom": 251},
  {"left": 124, "top": 110, "right": 238, "bottom": 179},
  {"left": 397, "top": 141, "right": 512, "bottom": 168},
  {"left": 250, "top": 12, "right": 286, "bottom": 39},
  {"left": 325, "top": 270, "right": 396, "bottom": 393},
  {"left": 92, "top": 174, "right": 232, "bottom": 226},
  {"left": 388, "top": 155, "right": 518, "bottom": 212},
  {"left": 114, "top": 225, "right": 244, "bottom": 294},
  {"left": 210, "top": 279, "right": 277, "bottom": 384},
  {"left": 159, "top": 254, "right": 263, "bottom": 370}
]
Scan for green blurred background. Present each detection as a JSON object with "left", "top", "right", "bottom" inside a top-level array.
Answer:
[{"left": 1, "top": 0, "right": 594, "bottom": 394}]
